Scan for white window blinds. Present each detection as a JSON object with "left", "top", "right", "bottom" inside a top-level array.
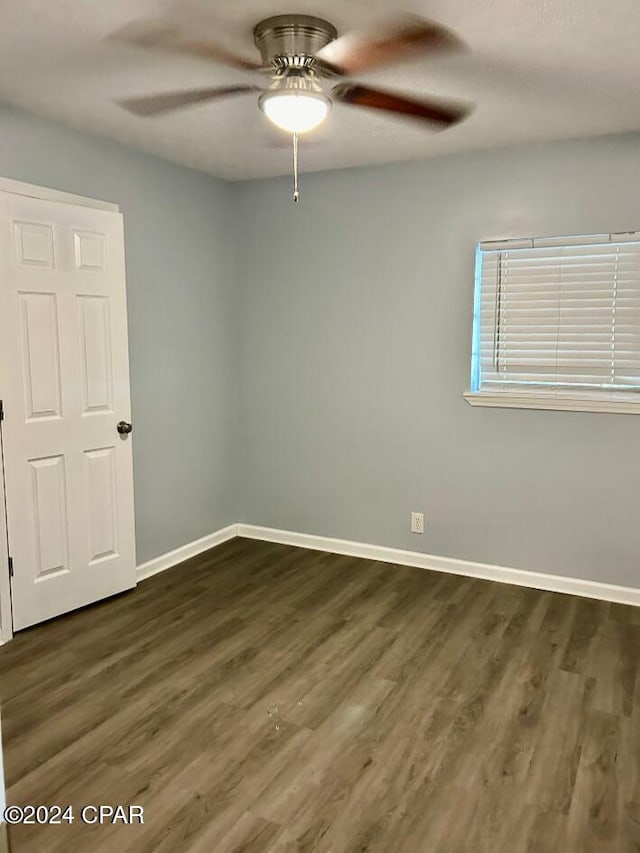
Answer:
[{"left": 471, "top": 233, "right": 640, "bottom": 396}]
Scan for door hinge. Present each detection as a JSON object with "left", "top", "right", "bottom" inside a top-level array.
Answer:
[{"left": 8, "top": 556, "right": 13, "bottom": 578}]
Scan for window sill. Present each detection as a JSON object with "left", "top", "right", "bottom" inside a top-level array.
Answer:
[{"left": 463, "top": 390, "right": 640, "bottom": 415}]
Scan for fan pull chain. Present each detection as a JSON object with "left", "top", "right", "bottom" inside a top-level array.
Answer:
[{"left": 292, "top": 132, "right": 300, "bottom": 202}]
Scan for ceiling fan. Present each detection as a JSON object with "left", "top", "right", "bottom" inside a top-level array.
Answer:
[{"left": 113, "top": 13, "right": 473, "bottom": 199}]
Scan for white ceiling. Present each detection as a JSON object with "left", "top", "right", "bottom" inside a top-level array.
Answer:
[{"left": 1, "top": 0, "right": 640, "bottom": 181}]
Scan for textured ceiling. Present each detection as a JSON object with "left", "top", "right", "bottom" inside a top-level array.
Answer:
[{"left": 1, "top": 0, "right": 640, "bottom": 180}]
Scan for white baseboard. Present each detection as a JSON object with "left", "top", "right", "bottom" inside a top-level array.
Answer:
[
  {"left": 135, "top": 521, "right": 640, "bottom": 608},
  {"left": 236, "top": 524, "right": 640, "bottom": 607},
  {"left": 3, "top": 521, "right": 636, "bottom": 643},
  {"left": 136, "top": 524, "right": 238, "bottom": 582}
]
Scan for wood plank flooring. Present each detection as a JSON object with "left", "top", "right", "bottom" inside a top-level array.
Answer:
[{"left": 1, "top": 537, "right": 639, "bottom": 852}]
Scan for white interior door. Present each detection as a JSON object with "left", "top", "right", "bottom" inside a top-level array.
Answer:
[{"left": 0, "top": 190, "right": 136, "bottom": 631}]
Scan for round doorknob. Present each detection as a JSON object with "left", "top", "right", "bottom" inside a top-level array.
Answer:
[{"left": 117, "top": 420, "right": 133, "bottom": 435}]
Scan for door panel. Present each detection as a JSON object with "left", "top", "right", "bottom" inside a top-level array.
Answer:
[
  {"left": 29, "top": 453, "right": 70, "bottom": 579},
  {"left": 78, "top": 295, "right": 113, "bottom": 414},
  {"left": 73, "top": 229, "right": 106, "bottom": 272},
  {"left": 84, "top": 445, "right": 118, "bottom": 564},
  {"left": 19, "top": 291, "right": 63, "bottom": 420},
  {"left": 14, "top": 220, "right": 55, "bottom": 268},
  {"left": 0, "top": 192, "right": 136, "bottom": 630}
]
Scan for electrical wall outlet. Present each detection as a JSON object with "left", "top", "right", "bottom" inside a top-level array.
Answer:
[{"left": 410, "top": 512, "right": 424, "bottom": 534}]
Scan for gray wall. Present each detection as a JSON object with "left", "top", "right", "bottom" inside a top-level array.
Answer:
[
  {"left": 0, "top": 106, "right": 238, "bottom": 564},
  {"left": 236, "top": 134, "right": 640, "bottom": 588},
  {"left": 1, "top": 104, "right": 638, "bottom": 590}
]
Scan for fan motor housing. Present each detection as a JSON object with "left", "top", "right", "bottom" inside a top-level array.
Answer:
[{"left": 253, "top": 15, "right": 337, "bottom": 66}]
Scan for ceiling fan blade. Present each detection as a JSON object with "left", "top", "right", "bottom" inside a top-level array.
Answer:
[
  {"left": 118, "top": 86, "right": 260, "bottom": 117},
  {"left": 317, "top": 16, "right": 464, "bottom": 76},
  {"left": 110, "top": 21, "right": 263, "bottom": 72},
  {"left": 333, "top": 84, "right": 472, "bottom": 128}
]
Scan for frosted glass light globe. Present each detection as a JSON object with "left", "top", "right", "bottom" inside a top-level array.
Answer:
[{"left": 259, "top": 91, "right": 330, "bottom": 134}]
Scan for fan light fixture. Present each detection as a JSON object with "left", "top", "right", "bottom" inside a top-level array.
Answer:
[
  {"left": 259, "top": 90, "right": 331, "bottom": 134},
  {"left": 116, "top": 13, "right": 472, "bottom": 202}
]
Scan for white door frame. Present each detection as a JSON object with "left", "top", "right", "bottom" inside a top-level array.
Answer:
[
  {"left": 0, "top": 177, "right": 119, "bottom": 645},
  {"left": 0, "top": 433, "right": 11, "bottom": 645}
]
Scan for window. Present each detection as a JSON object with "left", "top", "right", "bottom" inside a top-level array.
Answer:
[{"left": 465, "top": 232, "right": 640, "bottom": 413}]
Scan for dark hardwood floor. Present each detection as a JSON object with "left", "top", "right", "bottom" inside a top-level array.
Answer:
[{"left": 0, "top": 537, "right": 639, "bottom": 852}]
